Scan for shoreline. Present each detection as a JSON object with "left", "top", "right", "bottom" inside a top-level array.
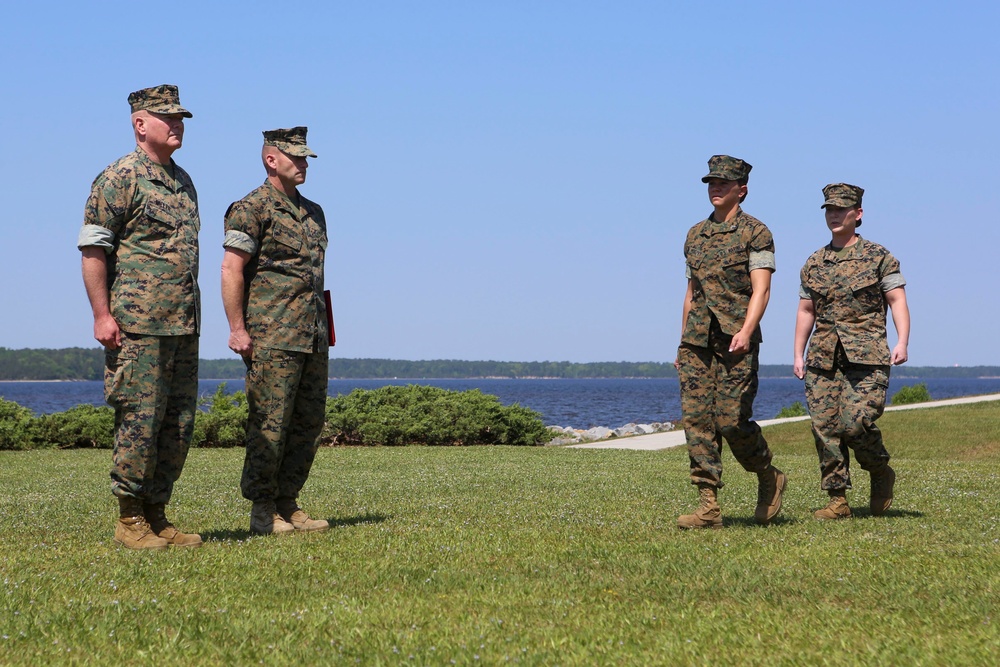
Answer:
[{"left": 7, "top": 375, "right": 1000, "bottom": 383}]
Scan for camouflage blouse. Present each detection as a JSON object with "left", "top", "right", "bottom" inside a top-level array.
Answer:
[
  {"left": 682, "top": 208, "right": 775, "bottom": 347},
  {"left": 799, "top": 236, "right": 905, "bottom": 370},
  {"left": 223, "top": 181, "right": 329, "bottom": 353},
  {"left": 79, "top": 148, "right": 201, "bottom": 336}
]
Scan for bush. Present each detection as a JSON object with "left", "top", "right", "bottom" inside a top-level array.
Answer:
[
  {"left": 29, "top": 404, "right": 115, "bottom": 449},
  {"left": 891, "top": 382, "right": 931, "bottom": 406},
  {"left": 0, "top": 397, "right": 35, "bottom": 450},
  {"left": 193, "top": 384, "right": 248, "bottom": 448},
  {"left": 324, "top": 385, "right": 549, "bottom": 446},
  {"left": 1, "top": 384, "right": 551, "bottom": 450},
  {"left": 776, "top": 401, "right": 808, "bottom": 418}
]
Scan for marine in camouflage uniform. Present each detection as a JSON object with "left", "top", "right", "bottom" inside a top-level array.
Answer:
[
  {"left": 676, "top": 155, "right": 786, "bottom": 529},
  {"left": 221, "top": 127, "right": 331, "bottom": 535},
  {"left": 793, "top": 183, "right": 910, "bottom": 520},
  {"left": 78, "top": 84, "right": 202, "bottom": 549}
]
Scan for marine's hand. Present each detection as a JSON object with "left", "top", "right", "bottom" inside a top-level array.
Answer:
[
  {"left": 673, "top": 354, "right": 680, "bottom": 371},
  {"left": 95, "top": 315, "right": 121, "bottom": 350},
  {"left": 229, "top": 329, "right": 253, "bottom": 358},
  {"left": 891, "top": 343, "right": 908, "bottom": 365},
  {"left": 728, "top": 331, "right": 751, "bottom": 355},
  {"left": 793, "top": 358, "right": 806, "bottom": 380}
]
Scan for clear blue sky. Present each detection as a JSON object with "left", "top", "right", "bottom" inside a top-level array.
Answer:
[{"left": 2, "top": 1, "right": 996, "bottom": 366}]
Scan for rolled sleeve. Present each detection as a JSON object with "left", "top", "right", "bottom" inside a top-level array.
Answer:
[
  {"left": 77, "top": 224, "right": 115, "bottom": 252},
  {"left": 881, "top": 272, "right": 906, "bottom": 293},
  {"left": 749, "top": 249, "right": 775, "bottom": 272},
  {"left": 223, "top": 229, "right": 258, "bottom": 255}
]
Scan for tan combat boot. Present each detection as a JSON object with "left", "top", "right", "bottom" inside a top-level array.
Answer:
[
  {"left": 115, "top": 497, "right": 170, "bottom": 551},
  {"left": 677, "top": 485, "right": 722, "bottom": 529},
  {"left": 250, "top": 500, "right": 295, "bottom": 535},
  {"left": 814, "top": 492, "right": 852, "bottom": 520},
  {"left": 754, "top": 465, "right": 787, "bottom": 525},
  {"left": 870, "top": 465, "right": 896, "bottom": 516},
  {"left": 277, "top": 498, "right": 330, "bottom": 533},
  {"left": 144, "top": 503, "right": 203, "bottom": 547}
]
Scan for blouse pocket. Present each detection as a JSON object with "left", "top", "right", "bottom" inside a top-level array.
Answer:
[
  {"left": 849, "top": 269, "right": 884, "bottom": 313},
  {"left": 272, "top": 222, "right": 303, "bottom": 252},
  {"left": 803, "top": 273, "right": 829, "bottom": 300},
  {"left": 720, "top": 246, "right": 750, "bottom": 293},
  {"left": 142, "top": 198, "right": 182, "bottom": 241}
]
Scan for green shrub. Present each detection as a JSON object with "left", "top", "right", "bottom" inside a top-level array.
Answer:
[
  {"left": 776, "top": 401, "right": 807, "bottom": 418},
  {"left": 193, "top": 384, "right": 248, "bottom": 448},
  {"left": 324, "top": 385, "right": 549, "bottom": 446},
  {"left": 0, "top": 397, "right": 35, "bottom": 450},
  {"left": 891, "top": 382, "right": 931, "bottom": 406},
  {"left": 1, "top": 383, "right": 551, "bottom": 450},
  {"left": 29, "top": 404, "right": 115, "bottom": 449}
]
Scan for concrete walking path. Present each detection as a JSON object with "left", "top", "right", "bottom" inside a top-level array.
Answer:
[{"left": 568, "top": 393, "right": 1000, "bottom": 451}]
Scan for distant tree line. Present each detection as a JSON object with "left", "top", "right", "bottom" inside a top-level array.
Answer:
[
  {"left": 1, "top": 348, "right": 998, "bottom": 381},
  {"left": 199, "top": 358, "right": 245, "bottom": 379},
  {"left": 327, "top": 359, "right": 681, "bottom": 379},
  {"left": 0, "top": 347, "right": 104, "bottom": 381}
]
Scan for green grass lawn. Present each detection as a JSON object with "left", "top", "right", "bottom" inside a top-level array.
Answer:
[{"left": 1, "top": 402, "right": 998, "bottom": 665}]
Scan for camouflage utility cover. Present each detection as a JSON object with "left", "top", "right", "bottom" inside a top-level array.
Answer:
[
  {"left": 821, "top": 182, "right": 864, "bottom": 209},
  {"left": 800, "top": 236, "right": 903, "bottom": 369},
  {"left": 263, "top": 126, "right": 318, "bottom": 158},
  {"left": 224, "top": 181, "right": 329, "bottom": 352},
  {"left": 701, "top": 155, "right": 752, "bottom": 183},
  {"left": 682, "top": 208, "right": 774, "bottom": 346},
  {"left": 127, "top": 84, "right": 192, "bottom": 118},
  {"left": 80, "top": 148, "right": 201, "bottom": 335}
]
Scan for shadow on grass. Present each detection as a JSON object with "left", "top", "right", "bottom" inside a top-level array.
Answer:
[
  {"left": 711, "top": 508, "right": 925, "bottom": 529},
  {"left": 723, "top": 516, "right": 798, "bottom": 528},
  {"left": 862, "top": 508, "right": 925, "bottom": 519},
  {"left": 329, "top": 512, "right": 391, "bottom": 528},
  {"left": 201, "top": 512, "right": 390, "bottom": 542}
]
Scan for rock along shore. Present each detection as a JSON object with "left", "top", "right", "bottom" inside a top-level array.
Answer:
[{"left": 545, "top": 421, "right": 675, "bottom": 446}]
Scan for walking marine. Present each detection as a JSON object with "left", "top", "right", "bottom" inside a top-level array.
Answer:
[
  {"left": 222, "top": 127, "right": 331, "bottom": 536},
  {"left": 78, "top": 84, "right": 203, "bottom": 550},
  {"left": 675, "top": 155, "right": 786, "bottom": 529},
  {"left": 793, "top": 183, "right": 910, "bottom": 519}
]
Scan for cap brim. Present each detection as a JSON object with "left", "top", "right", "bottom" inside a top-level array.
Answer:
[
  {"left": 147, "top": 105, "right": 193, "bottom": 118},
  {"left": 702, "top": 172, "right": 737, "bottom": 183},
  {"left": 276, "top": 143, "right": 318, "bottom": 158},
  {"left": 821, "top": 199, "right": 857, "bottom": 209}
]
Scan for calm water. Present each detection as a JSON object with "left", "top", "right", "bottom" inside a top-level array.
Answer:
[{"left": 3, "top": 377, "right": 1000, "bottom": 429}]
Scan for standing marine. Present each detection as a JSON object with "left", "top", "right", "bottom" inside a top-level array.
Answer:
[
  {"left": 675, "top": 155, "right": 786, "bottom": 529},
  {"left": 221, "top": 127, "right": 331, "bottom": 536},
  {"left": 793, "top": 183, "right": 910, "bottom": 519},
  {"left": 78, "top": 84, "right": 202, "bottom": 550}
]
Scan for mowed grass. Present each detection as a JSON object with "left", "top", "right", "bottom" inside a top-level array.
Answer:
[{"left": 1, "top": 402, "right": 999, "bottom": 666}]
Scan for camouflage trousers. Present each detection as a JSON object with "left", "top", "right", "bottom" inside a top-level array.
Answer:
[
  {"left": 677, "top": 337, "right": 773, "bottom": 488},
  {"left": 804, "top": 357, "right": 891, "bottom": 491},
  {"left": 104, "top": 332, "right": 199, "bottom": 504},
  {"left": 241, "top": 346, "right": 328, "bottom": 503}
]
